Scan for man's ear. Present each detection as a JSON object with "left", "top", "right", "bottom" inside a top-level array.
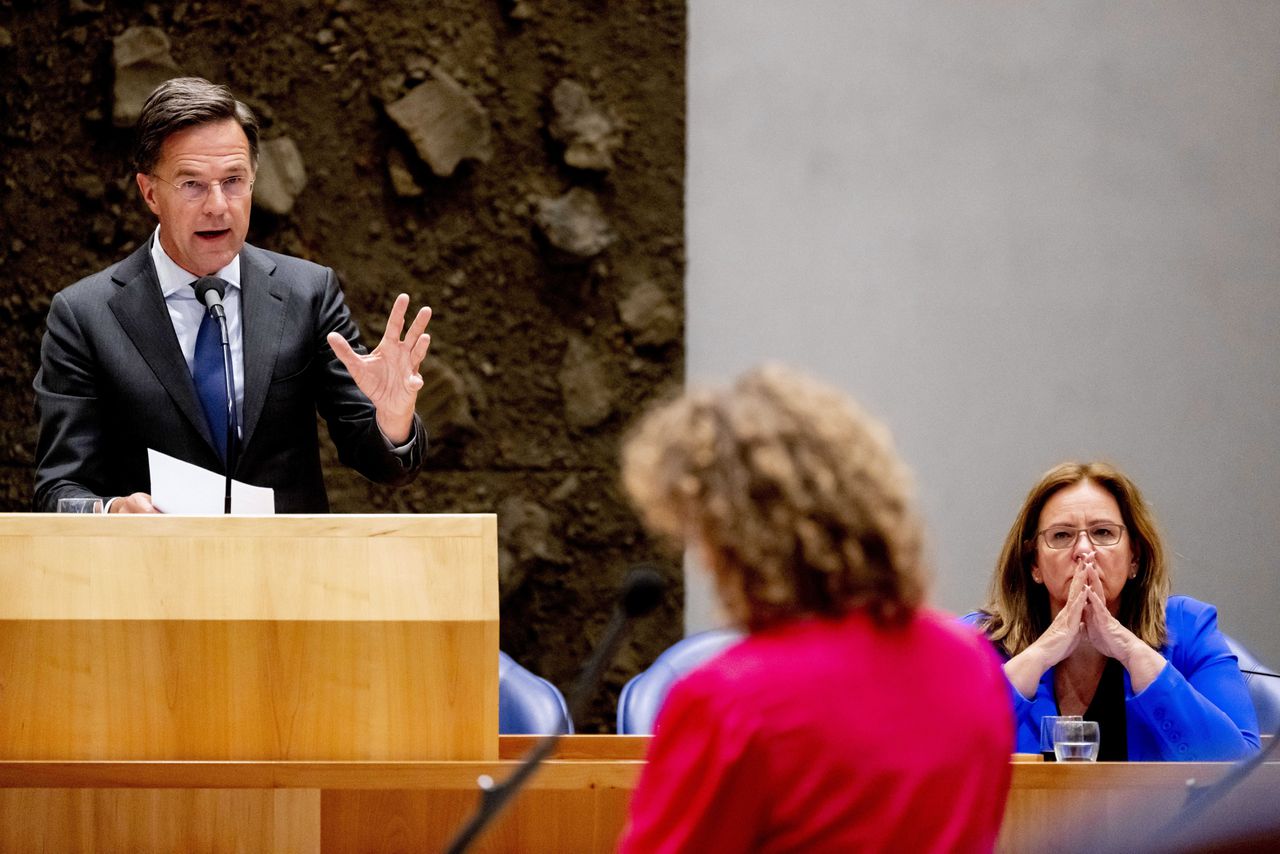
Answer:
[{"left": 136, "top": 172, "right": 161, "bottom": 217}]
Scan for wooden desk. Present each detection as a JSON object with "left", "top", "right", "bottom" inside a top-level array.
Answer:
[
  {"left": 999, "top": 758, "right": 1280, "bottom": 852},
  {"left": 0, "top": 736, "right": 644, "bottom": 852},
  {"left": 1, "top": 737, "right": 1276, "bottom": 852}
]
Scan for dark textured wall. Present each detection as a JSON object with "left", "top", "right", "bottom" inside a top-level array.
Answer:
[{"left": 0, "top": 0, "right": 685, "bottom": 730}]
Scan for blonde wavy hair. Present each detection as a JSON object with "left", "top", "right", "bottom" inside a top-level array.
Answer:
[
  {"left": 621, "top": 364, "right": 927, "bottom": 631},
  {"left": 980, "top": 461, "right": 1170, "bottom": 656}
]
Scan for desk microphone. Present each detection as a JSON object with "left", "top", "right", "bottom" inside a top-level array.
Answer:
[
  {"left": 443, "top": 565, "right": 666, "bottom": 854},
  {"left": 1241, "top": 667, "right": 1280, "bottom": 678},
  {"left": 1159, "top": 667, "right": 1280, "bottom": 836},
  {"left": 193, "top": 276, "right": 238, "bottom": 513}
]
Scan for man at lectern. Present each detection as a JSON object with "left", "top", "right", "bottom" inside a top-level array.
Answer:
[{"left": 33, "top": 77, "right": 431, "bottom": 513}]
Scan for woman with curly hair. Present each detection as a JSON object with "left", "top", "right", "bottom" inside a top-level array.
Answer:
[
  {"left": 616, "top": 365, "right": 1013, "bottom": 854},
  {"left": 967, "top": 461, "right": 1259, "bottom": 761}
]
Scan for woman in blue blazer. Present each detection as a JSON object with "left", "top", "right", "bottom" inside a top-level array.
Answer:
[{"left": 965, "top": 462, "right": 1259, "bottom": 761}]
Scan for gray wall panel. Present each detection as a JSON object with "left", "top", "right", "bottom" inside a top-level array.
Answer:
[{"left": 687, "top": 1, "right": 1280, "bottom": 667}]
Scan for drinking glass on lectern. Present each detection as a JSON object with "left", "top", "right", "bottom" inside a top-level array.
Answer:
[
  {"left": 1039, "top": 714, "right": 1082, "bottom": 761},
  {"left": 1053, "top": 719, "right": 1100, "bottom": 762},
  {"left": 57, "top": 497, "right": 104, "bottom": 513}
]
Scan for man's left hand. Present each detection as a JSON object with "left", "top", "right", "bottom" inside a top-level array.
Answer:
[{"left": 327, "top": 293, "right": 431, "bottom": 444}]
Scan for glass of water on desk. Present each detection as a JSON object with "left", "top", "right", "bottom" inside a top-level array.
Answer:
[
  {"left": 1039, "top": 714, "right": 1082, "bottom": 761},
  {"left": 57, "top": 497, "right": 104, "bottom": 513},
  {"left": 1053, "top": 719, "right": 1100, "bottom": 762}
]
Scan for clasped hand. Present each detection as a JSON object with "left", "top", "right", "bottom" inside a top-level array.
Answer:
[{"left": 1037, "top": 555, "right": 1135, "bottom": 666}]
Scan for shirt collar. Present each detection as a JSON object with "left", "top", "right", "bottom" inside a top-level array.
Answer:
[{"left": 150, "top": 226, "right": 242, "bottom": 299}]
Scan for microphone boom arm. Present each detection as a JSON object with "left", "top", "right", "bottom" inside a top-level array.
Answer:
[{"left": 443, "top": 567, "right": 665, "bottom": 854}]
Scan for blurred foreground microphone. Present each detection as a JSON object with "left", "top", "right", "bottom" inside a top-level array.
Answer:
[
  {"left": 444, "top": 565, "right": 666, "bottom": 854},
  {"left": 193, "top": 276, "right": 238, "bottom": 512},
  {"left": 1137, "top": 668, "right": 1280, "bottom": 852}
]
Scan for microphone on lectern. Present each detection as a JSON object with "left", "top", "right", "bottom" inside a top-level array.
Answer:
[
  {"left": 193, "top": 275, "right": 227, "bottom": 315},
  {"left": 193, "top": 276, "right": 238, "bottom": 512}
]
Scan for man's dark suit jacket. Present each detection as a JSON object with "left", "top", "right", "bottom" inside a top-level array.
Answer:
[{"left": 33, "top": 240, "right": 426, "bottom": 512}]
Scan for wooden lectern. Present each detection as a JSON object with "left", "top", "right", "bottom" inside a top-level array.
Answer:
[{"left": 0, "top": 513, "right": 500, "bottom": 849}]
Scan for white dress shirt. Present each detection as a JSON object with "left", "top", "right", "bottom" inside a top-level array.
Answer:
[{"left": 150, "top": 226, "right": 245, "bottom": 427}]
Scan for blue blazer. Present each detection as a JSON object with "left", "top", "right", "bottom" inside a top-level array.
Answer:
[{"left": 963, "top": 596, "right": 1260, "bottom": 761}]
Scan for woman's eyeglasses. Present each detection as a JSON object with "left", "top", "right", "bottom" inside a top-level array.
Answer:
[{"left": 1037, "top": 524, "right": 1126, "bottom": 549}]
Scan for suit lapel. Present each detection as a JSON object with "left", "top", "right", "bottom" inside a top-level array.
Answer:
[
  {"left": 238, "top": 244, "right": 287, "bottom": 457},
  {"left": 107, "top": 242, "right": 217, "bottom": 451}
]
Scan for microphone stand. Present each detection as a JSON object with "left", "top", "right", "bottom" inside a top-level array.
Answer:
[
  {"left": 443, "top": 567, "right": 665, "bottom": 854},
  {"left": 1241, "top": 667, "right": 1280, "bottom": 679},
  {"left": 195, "top": 276, "right": 239, "bottom": 515},
  {"left": 1166, "top": 668, "right": 1280, "bottom": 828},
  {"left": 211, "top": 303, "right": 238, "bottom": 514}
]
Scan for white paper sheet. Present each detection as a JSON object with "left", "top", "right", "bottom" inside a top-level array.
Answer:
[{"left": 147, "top": 448, "right": 275, "bottom": 515}]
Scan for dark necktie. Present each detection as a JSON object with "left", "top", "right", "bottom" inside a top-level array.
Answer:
[{"left": 193, "top": 308, "right": 236, "bottom": 464}]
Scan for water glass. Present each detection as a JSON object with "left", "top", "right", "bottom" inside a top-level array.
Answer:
[
  {"left": 1039, "top": 714, "right": 1082, "bottom": 761},
  {"left": 57, "top": 497, "right": 104, "bottom": 514},
  {"left": 1053, "top": 719, "right": 1100, "bottom": 762}
]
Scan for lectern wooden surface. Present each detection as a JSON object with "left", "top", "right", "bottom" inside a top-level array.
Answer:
[
  {"left": 0, "top": 737, "right": 646, "bottom": 853},
  {"left": 0, "top": 513, "right": 499, "bottom": 762},
  {"left": 0, "top": 740, "right": 1276, "bottom": 853}
]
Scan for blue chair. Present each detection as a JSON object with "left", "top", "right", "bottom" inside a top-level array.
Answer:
[
  {"left": 499, "top": 651, "right": 573, "bottom": 734},
  {"left": 1224, "top": 634, "right": 1280, "bottom": 733},
  {"left": 617, "top": 628, "right": 745, "bottom": 734}
]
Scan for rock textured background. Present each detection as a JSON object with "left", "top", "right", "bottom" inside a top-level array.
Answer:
[{"left": 0, "top": 0, "right": 685, "bottom": 731}]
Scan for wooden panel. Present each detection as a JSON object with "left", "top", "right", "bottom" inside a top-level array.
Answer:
[
  {"left": 0, "top": 514, "right": 499, "bottom": 762},
  {"left": 0, "top": 619, "right": 491, "bottom": 760},
  {"left": 0, "top": 749, "right": 1275, "bottom": 853},
  {"left": 0, "top": 759, "right": 645, "bottom": 791},
  {"left": 0, "top": 786, "right": 626, "bottom": 854},
  {"left": 0, "top": 514, "right": 497, "bottom": 621},
  {"left": 0, "top": 788, "right": 319, "bottom": 854},
  {"left": 320, "top": 788, "right": 632, "bottom": 853},
  {"left": 499, "top": 735, "right": 651, "bottom": 761},
  {"left": 997, "top": 762, "right": 1239, "bottom": 853}
]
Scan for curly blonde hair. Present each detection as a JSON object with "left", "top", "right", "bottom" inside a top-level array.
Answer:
[
  {"left": 979, "top": 461, "right": 1170, "bottom": 655},
  {"left": 621, "top": 364, "right": 927, "bottom": 631}
]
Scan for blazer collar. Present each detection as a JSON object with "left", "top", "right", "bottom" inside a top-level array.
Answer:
[
  {"left": 238, "top": 243, "right": 288, "bottom": 453},
  {"left": 107, "top": 240, "right": 217, "bottom": 453},
  {"left": 106, "top": 240, "right": 290, "bottom": 471}
]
